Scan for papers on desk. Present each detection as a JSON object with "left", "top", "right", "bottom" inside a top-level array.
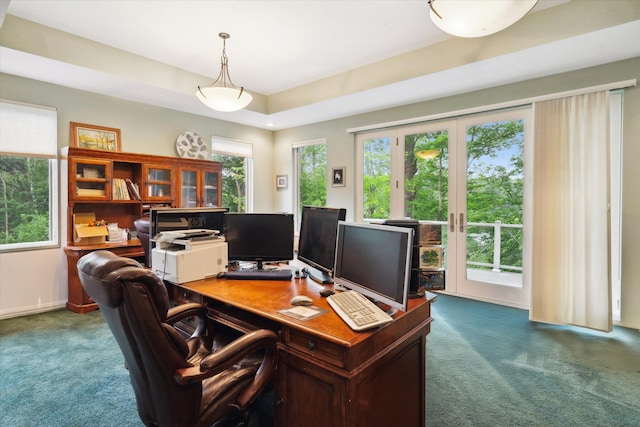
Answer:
[{"left": 279, "top": 305, "right": 327, "bottom": 321}]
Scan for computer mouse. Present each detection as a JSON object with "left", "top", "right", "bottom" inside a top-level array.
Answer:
[
  {"left": 319, "top": 288, "right": 335, "bottom": 297},
  {"left": 290, "top": 295, "right": 313, "bottom": 306}
]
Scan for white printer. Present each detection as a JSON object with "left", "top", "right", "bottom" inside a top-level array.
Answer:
[{"left": 152, "top": 231, "right": 228, "bottom": 284}]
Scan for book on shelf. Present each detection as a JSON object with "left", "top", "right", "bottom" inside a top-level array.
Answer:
[
  {"left": 125, "top": 179, "right": 141, "bottom": 200},
  {"left": 76, "top": 188, "right": 106, "bottom": 196}
]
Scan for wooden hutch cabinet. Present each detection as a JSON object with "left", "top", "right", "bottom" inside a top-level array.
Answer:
[{"left": 62, "top": 146, "right": 222, "bottom": 313}]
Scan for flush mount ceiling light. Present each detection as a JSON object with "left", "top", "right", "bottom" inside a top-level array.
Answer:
[
  {"left": 427, "top": 0, "right": 538, "bottom": 38},
  {"left": 196, "top": 32, "right": 253, "bottom": 112}
]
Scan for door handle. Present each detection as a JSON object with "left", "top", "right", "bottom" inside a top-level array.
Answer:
[
  {"left": 460, "top": 213, "right": 464, "bottom": 232},
  {"left": 449, "top": 213, "right": 455, "bottom": 232}
]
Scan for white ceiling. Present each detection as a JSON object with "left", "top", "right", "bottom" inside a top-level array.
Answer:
[{"left": 1, "top": 0, "right": 639, "bottom": 130}]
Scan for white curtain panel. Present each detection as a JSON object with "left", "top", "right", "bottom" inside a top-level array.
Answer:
[{"left": 530, "top": 91, "right": 612, "bottom": 332}]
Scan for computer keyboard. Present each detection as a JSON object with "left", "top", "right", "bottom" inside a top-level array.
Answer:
[
  {"left": 223, "top": 270, "right": 292, "bottom": 281},
  {"left": 326, "top": 290, "right": 393, "bottom": 331}
]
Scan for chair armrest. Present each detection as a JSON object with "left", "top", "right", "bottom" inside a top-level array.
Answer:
[
  {"left": 166, "top": 303, "right": 208, "bottom": 339},
  {"left": 174, "top": 329, "right": 278, "bottom": 404},
  {"left": 166, "top": 303, "right": 206, "bottom": 324}
]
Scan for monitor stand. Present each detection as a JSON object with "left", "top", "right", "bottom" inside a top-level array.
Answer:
[{"left": 303, "top": 267, "right": 333, "bottom": 285}]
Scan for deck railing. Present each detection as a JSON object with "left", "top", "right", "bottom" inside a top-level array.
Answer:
[{"left": 369, "top": 218, "right": 523, "bottom": 274}]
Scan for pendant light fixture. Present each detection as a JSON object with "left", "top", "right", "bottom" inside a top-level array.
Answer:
[
  {"left": 196, "top": 32, "right": 253, "bottom": 112},
  {"left": 427, "top": 0, "right": 538, "bottom": 38}
]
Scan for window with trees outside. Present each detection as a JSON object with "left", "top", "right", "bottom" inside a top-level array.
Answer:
[
  {"left": 0, "top": 100, "right": 58, "bottom": 251},
  {"left": 211, "top": 137, "right": 253, "bottom": 213},
  {"left": 293, "top": 140, "right": 327, "bottom": 227}
]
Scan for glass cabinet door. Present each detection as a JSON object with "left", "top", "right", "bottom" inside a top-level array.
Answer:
[
  {"left": 202, "top": 170, "right": 219, "bottom": 207},
  {"left": 70, "top": 158, "right": 111, "bottom": 201},
  {"left": 143, "top": 164, "right": 173, "bottom": 202},
  {"left": 180, "top": 169, "right": 198, "bottom": 207}
]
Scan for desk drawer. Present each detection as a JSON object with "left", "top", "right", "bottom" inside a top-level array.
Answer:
[{"left": 285, "top": 328, "right": 346, "bottom": 369}]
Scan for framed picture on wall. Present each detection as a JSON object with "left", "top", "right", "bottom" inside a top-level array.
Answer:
[
  {"left": 276, "top": 174, "right": 288, "bottom": 189},
  {"left": 70, "top": 122, "right": 121, "bottom": 152},
  {"left": 332, "top": 166, "right": 345, "bottom": 187}
]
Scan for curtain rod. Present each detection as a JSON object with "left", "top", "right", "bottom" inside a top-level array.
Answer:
[{"left": 346, "top": 79, "right": 636, "bottom": 134}]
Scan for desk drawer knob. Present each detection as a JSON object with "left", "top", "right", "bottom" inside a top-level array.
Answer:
[{"left": 307, "top": 340, "right": 316, "bottom": 351}]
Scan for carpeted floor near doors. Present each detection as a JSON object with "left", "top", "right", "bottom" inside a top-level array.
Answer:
[{"left": 426, "top": 295, "right": 640, "bottom": 426}]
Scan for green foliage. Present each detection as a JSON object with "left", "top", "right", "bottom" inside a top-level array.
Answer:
[
  {"left": 364, "top": 119, "right": 525, "bottom": 270},
  {"left": 214, "top": 154, "right": 246, "bottom": 213},
  {"left": 363, "top": 137, "right": 391, "bottom": 219},
  {"left": 298, "top": 144, "right": 326, "bottom": 209},
  {"left": 0, "top": 156, "right": 52, "bottom": 244}
]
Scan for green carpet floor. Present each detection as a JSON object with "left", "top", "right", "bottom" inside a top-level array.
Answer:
[
  {"left": 426, "top": 295, "right": 640, "bottom": 426},
  {"left": 1, "top": 294, "right": 638, "bottom": 426}
]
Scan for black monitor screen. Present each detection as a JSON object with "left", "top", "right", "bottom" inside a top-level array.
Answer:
[
  {"left": 333, "top": 221, "right": 413, "bottom": 312},
  {"left": 297, "top": 206, "right": 346, "bottom": 283},
  {"left": 225, "top": 213, "right": 294, "bottom": 269}
]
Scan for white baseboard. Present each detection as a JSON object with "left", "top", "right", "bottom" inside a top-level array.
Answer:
[{"left": 0, "top": 301, "right": 67, "bottom": 320}]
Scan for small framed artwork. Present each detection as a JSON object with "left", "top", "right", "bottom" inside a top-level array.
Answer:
[
  {"left": 70, "top": 122, "right": 121, "bottom": 152},
  {"left": 276, "top": 174, "right": 288, "bottom": 189},
  {"left": 419, "top": 246, "right": 443, "bottom": 269},
  {"left": 332, "top": 166, "right": 345, "bottom": 187}
]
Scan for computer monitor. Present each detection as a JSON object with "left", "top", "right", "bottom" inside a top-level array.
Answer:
[
  {"left": 333, "top": 221, "right": 413, "bottom": 313},
  {"left": 297, "top": 206, "right": 347, "bottom": 284},
  {"left": 225, "top": 213, "right": 294, "bottom": 270},
  {"left": 150, "top": 207, "right": 228, "bottom": 238}
]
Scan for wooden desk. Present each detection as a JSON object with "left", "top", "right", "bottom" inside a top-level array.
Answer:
[
  {"left": 174, "top": 272, "right": 434, "bottom": 427},
  {"left": 64, "top": 240, "right": 144, "bottom": 313}
]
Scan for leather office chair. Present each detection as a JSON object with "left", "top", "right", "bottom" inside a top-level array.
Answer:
[
  {"left": 77, "top": 250, "right": 278, "bottom": 427},
  {"left": 133, "top": 215, "right": 151, "bottom": 267}
]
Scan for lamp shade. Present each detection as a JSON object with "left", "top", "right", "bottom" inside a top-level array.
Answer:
[
  {"left": 196, "top": 86, "right": 253, "bottom": 112},
  {"left": 429, "top": 0, "right": 538, "bottom": 38}
]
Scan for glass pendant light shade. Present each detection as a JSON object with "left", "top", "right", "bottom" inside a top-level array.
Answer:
[
  {"left": 196, "top": 86, "right": 253, "bottom": 112},
  {"left": 428, "top": 0, "right": 538, "bottom": 38},
  {"left": 196, "top": 32, "right": 252, "bottom": 112}
]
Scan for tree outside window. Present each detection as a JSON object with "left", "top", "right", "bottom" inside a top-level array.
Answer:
[{"left": 296, "top": 143, "right": 326, "bottom": 218}]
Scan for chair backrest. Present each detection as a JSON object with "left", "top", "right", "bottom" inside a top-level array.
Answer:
[
  {"left": 133, "top": 216, "right": 151, "bottom": 267},
  {"left": 77, "top": 250, "right": 202, "bottom": 426}
]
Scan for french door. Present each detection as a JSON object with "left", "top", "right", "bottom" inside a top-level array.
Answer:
[{"left": 357, "top": 108, "right": 531, "bottom": 308}]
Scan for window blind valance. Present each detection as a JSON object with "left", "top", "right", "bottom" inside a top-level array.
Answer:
[
  {"left": 0, "top": 100, "right": 57, "bottom": 157},
  {"left": 211, "top": 136, "right": 253, "bottom": 158}
]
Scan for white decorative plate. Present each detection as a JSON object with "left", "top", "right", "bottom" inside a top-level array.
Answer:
[{"left": 176, "top": 131, "right": 208, "bottom": 159}]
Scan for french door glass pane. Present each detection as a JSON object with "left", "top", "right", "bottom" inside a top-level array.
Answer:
[
  {"left": 363, "top": 137, "right": 391, "bottom": 220},
  {"left": 404, "top": 130, "right": 450, "bottom": 272},
  {"left": 465, "top": 119, "right": 524, "bottom": 284},
  {"left": 404, "top": 131, "right": 449, "bottom": 221}
]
